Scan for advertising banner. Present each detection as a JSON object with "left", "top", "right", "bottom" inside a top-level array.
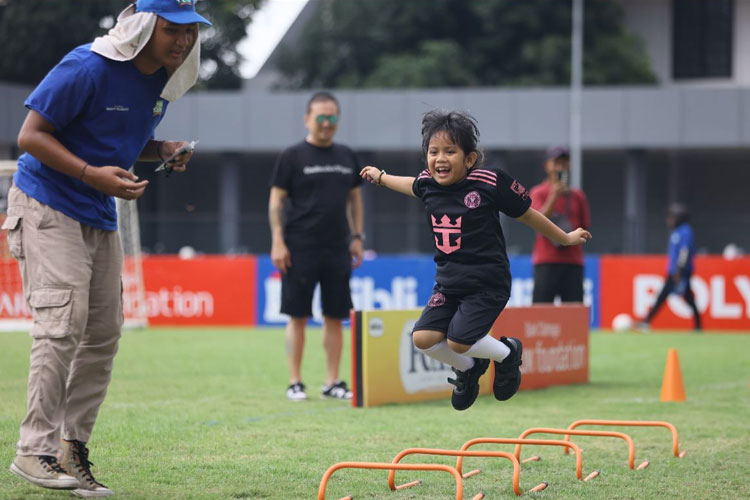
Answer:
[
  {"left": 0, "top": 258, "right": 29, "bottom": 330},
  {"left": 351, "top": 309, "right": 492, "bottom": 407},
  {"left": 490, "top": 305, "right": 590, "bottom": 390},
  {"left": 351, "top": 305, "right": 589, "bottom": 407},
  {"left": 256, "top": 255, "right": 436, "bottom": 326},
  {"left": 507, "top": 255, "right": 599, "bottom": 328},
  {"left": 257, "top": 254, "right": 600, "bottom": 328},
  {"left": 141, "top": 256, "right": 256, "bottom": 326},
  {"left": 600, "top": 256, "right": 750, "bottom": 331}
]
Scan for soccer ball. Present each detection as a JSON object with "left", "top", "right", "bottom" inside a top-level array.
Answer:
[{"left": 612, "top": 313, "right": 633, "bottom": 332}]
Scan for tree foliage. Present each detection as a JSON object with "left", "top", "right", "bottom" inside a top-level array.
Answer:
[
  {"left": 0, "top": 0, "right": 126, "bottom": 85},
  {"left": 277, "top": 0, "right": 657, "bottom": 89},
  {"left": 0, "top": 0, "right": 263, "bottom": 89},
  {"left": 195, "top": 0, "right": 264, "bottom": 89}
]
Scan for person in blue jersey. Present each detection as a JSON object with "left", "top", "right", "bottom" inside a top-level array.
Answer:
[
  {"left": 1, "top": 1, "right": 209, "bottom": 495},
  {"left": 637, "top": 203, "right": 701, "bottom": 331},
  {"left": 360, "top": 110, "right": 592, "bottom": 411}
]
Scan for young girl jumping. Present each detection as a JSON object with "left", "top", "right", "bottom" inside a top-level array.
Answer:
[{"left": 360, "top": 110, "right": 592, "bottom": 410}]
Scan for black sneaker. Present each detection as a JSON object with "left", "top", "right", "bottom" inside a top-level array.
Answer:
[
  {"left": 447, "top": 358, "right": 490, "bottom": 411},
  {"left": 286, "top": 382, "right": 307, "bottom": 401},
  {"left": 493, "top": 337, "right": 522, "bottom": 401},
  {"left": 321, "top": 380, "right": 352, "bottom": 400}
]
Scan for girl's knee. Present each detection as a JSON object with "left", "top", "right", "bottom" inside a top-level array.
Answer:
[
  {"left": 447, "top": 339, "right": 471, "bottom": 354},
  {"left": 412, "top": 330, "right": 442, "bottom": 350}
]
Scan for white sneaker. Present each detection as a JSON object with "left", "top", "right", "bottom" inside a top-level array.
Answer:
[
  {"left": 321, "top": 380, "right": 352, "bottom": 400},
  {"left": 286, "top": 382, "right": 308, "bottom": 401}
]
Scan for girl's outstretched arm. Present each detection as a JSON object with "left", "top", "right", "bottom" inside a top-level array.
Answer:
[
  {"left": 360, "top": 166, "right": 417, "bottom": 197},
  {"left": 518, "top": 207, "right": 592, "bottom": 246}
]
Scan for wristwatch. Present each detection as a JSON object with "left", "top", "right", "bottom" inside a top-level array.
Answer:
[{"left": 351, "top": 233, "right": 365, "bottom": 242}]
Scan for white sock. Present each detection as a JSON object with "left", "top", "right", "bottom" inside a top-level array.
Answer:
[
  {"left": 419, "top": 340, "right": 474, "bottom": 371},
  {"left": 465, "top": 335, "right": 510, "bottom": 362}
]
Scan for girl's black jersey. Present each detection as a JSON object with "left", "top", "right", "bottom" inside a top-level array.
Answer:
[{"left": 412, "top": 166, "right": 532, "bottom": 297}]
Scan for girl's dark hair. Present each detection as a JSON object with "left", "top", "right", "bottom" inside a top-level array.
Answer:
[{"left": 421, "top": 110, "right": 483, "bottom": 167}]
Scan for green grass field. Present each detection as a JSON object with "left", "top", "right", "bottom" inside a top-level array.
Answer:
[{"left": 1, "top": 327, "right": 749, "bottom": 499}]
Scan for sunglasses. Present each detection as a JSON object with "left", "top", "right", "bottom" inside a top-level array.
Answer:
[{"left": 315, "top": 114, "right": 339, "bottom": 125}]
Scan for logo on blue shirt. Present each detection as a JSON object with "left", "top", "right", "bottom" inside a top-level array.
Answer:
[{"left": 152, "top": 99, "right": 165, "bottom": 117}]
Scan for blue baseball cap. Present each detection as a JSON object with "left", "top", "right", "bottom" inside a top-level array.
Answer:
[{"left": 136, "top": 0, "right": 211, "bottom": 25}]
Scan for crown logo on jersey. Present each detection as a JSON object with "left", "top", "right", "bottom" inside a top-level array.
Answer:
[
  {"left": 431, "top": 214, "right": 462, "bottom": 254},
  {"left": 432, "top": 214, "right": 461, "bottom": 229},
  {"left": 152, "top": 99, "right": 165, "bottom": 117}
]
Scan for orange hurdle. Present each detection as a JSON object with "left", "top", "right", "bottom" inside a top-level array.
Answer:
[
  {"left": 516, "top": 428, "right": 636, "bottom": 469},
  {"left": 456, "top": 438, "right": 585, "bottom": 480},
  {"left": 387, "top": 448, "right": 527, "bottom": 496},
  {"left": 564, "top": 419, "right": 685, "bottom": 458},
  {"left": 318, "top": 462, "right": 465, "bottom": 500}
]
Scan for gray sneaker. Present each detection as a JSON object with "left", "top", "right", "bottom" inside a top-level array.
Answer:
[
  {"left": 9, "top": 454, "right": 80, "bottom": 490},
  {"left": 61, "top": 440, "right": 114, "bottom": 498}
]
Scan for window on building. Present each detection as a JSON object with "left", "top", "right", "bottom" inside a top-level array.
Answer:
[{"left": 672, "top": 0, "right": 733, "bottom": 79}]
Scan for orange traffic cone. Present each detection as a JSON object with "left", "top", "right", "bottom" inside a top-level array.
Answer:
[{"left": 660, "top": 348, "right": 686, "bottom": 402}]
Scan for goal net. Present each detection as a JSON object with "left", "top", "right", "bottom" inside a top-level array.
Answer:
[{"left": 0, "top": 160, "right": 148, "bottom": 331}]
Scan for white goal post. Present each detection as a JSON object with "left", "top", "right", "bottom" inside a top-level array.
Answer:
[{"left": 0, "top": 160, "right": 148, "bottom": 331}]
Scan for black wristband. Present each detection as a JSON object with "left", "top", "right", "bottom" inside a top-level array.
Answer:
[{"left": 377, "top": 169, "right": 386, "bottom": 185}]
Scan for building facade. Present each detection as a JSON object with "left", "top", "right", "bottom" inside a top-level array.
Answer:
[{"left": 1, "top": 0, "right": 748, "bottom": 256}]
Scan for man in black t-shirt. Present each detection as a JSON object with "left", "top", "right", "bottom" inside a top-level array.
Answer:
[{"left": 268, "top": 92, "right": 364, "bottom": 401}]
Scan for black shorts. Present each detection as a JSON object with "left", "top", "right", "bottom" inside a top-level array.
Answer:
[
  {"left": 532, "top": 263, "right": 584, "bottom": 303},
  {"left": 413, "top": 286, "right": 508, "bottom": 345},
  {"left": 280, "top": 246, "right": 352, "bottom": 319}
]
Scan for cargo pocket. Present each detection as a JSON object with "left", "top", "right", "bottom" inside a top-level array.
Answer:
[
  {"left": 1, "top": 215, "right": 23, "bottom": 259},
  {"left": 29, "top": 287, "right": 73, "bottom": 338}
]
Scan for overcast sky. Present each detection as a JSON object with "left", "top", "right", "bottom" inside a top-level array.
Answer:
[{"left": 237, "top": 0, "right": 308, "bottom": 79}]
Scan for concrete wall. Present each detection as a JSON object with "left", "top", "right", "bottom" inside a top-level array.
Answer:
[
  {"left": 618, "top": 0, "right": 672, "bottom": 85},
  {"left": 146, "top": 87, "right": 750, "bottom": 152},
  {"left": 4, "top": 86, "right": 750, "bottom": 153},
  {"left": 736, "top": 0, "right": 750, "bottom": 84},
  {"left": 618, "top": 0, "right": 750, "bottom": 85}
]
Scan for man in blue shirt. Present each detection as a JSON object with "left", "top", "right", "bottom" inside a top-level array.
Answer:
[
  {"left": 638, "top": 203, "right": 701, "bottom": 331},
  {"left": 2, "top": 1, "right": 209, "bottom": 495}
]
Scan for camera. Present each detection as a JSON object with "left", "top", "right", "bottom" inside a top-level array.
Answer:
[{"left": 557, "top": 170, "right": 569, "bottom": 185}]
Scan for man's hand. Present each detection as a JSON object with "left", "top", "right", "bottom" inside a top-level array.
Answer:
[
  {"left": 350, "top": 238, "right": 364, "bottom": 269},
  {"left": 83, "top": 166, "right": 149, "bottom": 200},
  {"left": 158, "top": 141, "right": 194, "bottom": 173},
  {"left": 271, "top": 239, "right": 292, "bottom": 274}
]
